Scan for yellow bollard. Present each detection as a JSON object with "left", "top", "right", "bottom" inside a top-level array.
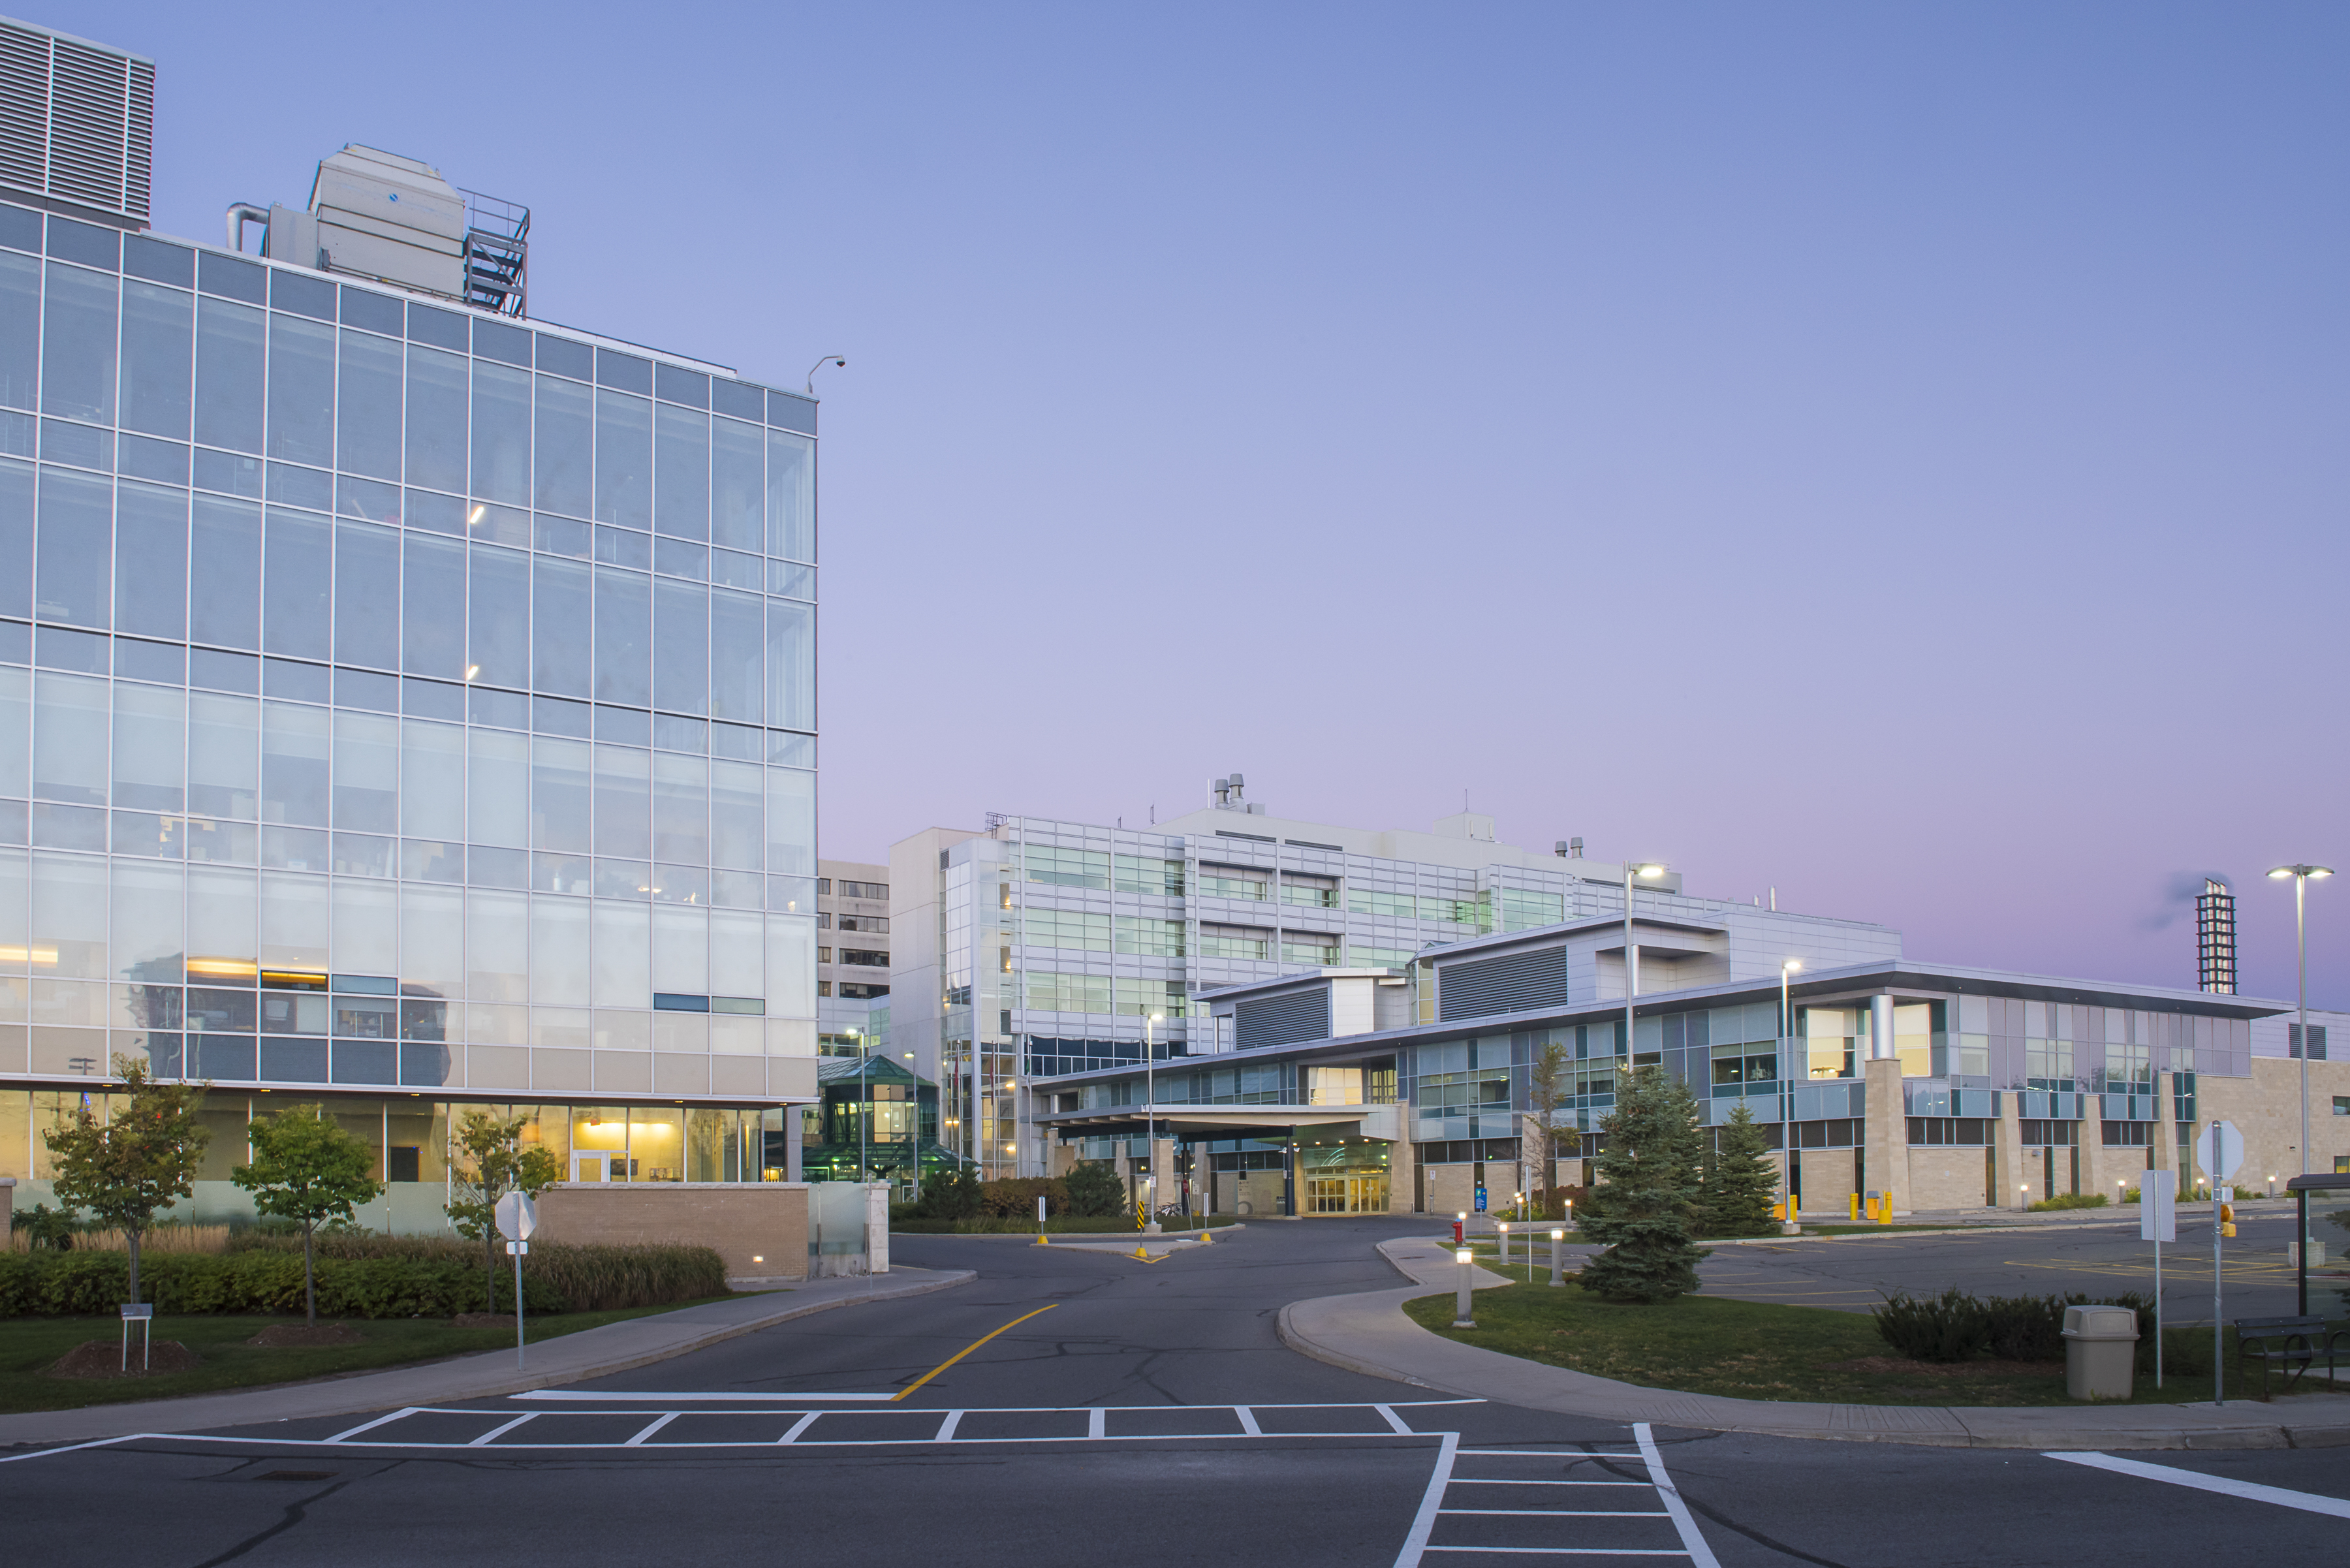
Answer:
[
  {"left": 1035, "top": 1232, "right": 1050, "bottom": 1246},
  {"left": 1198, "top": 1227, "right": 1212, "bottom": 1244},
  {"left": 1132, "top": 1245, "right": 1152, "bottom": 1261},
  {"left": 1849, "top": 1193, "right": 1860, "bottom": 1221}
]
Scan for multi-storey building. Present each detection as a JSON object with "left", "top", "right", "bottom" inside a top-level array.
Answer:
[
  {"left": 0, "top": 17, "right": 821, "bottom": 1221},
  {"left": 817, "top": 858, "right": 889, "bottom": 1022},
  {"left": 889, "top": 778, "right": 1897, "bottom": 1181},
  {"left": 894, "top": 783, "right": 2347, "bottom": 1212}
]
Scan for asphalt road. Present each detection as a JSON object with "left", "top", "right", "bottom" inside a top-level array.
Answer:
[
  {"left": 3, "top": 1217, "right": 2345, "bottom": 1567},
  {"left": 1693, "top": 1206, "right": 2343, "bottom": 1321}
]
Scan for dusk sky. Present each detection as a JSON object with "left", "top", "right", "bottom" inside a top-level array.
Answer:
[{"left": 63, "top": 1, "right": 2350, "bottom": 1005}]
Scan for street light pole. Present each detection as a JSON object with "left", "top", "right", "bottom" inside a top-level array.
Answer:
[
  {"left": 850, "top": 1027, "right": 867, "bottom": 1185},
  {"left": 1779, "top": 959, "right": 1801, "bottom": 1231},
  {"left": 1144, "top": 1011, "right": 1163, "bottom": 1221},
  {"left": 1622, "top": 860, "right": 1668, "bottom": 1062},
  {"left": 2268, "top": 864, "right": 2333, "bottom": 1181}
]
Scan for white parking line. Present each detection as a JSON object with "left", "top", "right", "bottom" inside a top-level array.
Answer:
[
  {"left": 1635, "top": 1424, "right": 1720, "bottom": 1568},
  {"left": 2044, "top": 1452, "right": 2350, "bottom": 1520},
  {"left": 468, "top": 1413, "right": 538, "bottom": 1447},
  {"left": 326, "top": 1407, "right": 420, "bottom": 1443},
  {"left": 1392, "top": 1429, "right": 1461, "bottom": 1568},
  {"left": 518, "top": 1390, "right": 897, "bottom": 1402}
]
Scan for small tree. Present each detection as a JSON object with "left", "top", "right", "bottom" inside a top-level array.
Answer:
[
  {"left": 446, "top": 1109, "right": 562, "bottom": 1313},
  {"left": 1061, "top": 1160, "right": 1125, "bottom": 1217},
  {"left": 44, "top": 1056, "right": 210, "bottom": 1308},
  {"left": 1696, "top": 1104, "right": 1779, "bottom": 1239},
  {"left": 1576, "top": 1065, "right": 1709, "bottom": 1303},
  {"left": 1525, "top": 1037, "right": 1573, "bottom": 1219},
  {"left": 233, "top": 1105, "right": 384, "bottom": 1325},
  {"left": 915, "top": 1165, "right": 982, "bottom": 1220}
]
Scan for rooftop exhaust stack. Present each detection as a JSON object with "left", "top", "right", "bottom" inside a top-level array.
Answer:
[
  {"left": 2196, "top": 877, "right": 2236, "bottom": 994},
  {"left": 230, "top": 144, "right": 529, "bottom": 317},
  {"left": 0, "top": 17, "right": 153, "bottom": 227}
]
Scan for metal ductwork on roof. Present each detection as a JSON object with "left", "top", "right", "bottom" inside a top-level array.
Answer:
[
  {"left": 231, "top": 143, "right": 531, "bottom": 317},
  {"left": 0, "top": 16, "right": 153, "bottom": 227}
]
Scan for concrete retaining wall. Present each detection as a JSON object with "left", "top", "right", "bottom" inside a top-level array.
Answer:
[{"left": 533, "top": 1181, "right": 809, "bottom": 1280}]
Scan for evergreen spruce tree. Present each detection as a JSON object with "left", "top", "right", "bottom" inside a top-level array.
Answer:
[
  {"left": 1696, "top": 1103, "right": 1780, "bottom": 1238},
  {"left": 1576, "top": 1065, "right": 1708, "bottom": 1303}
]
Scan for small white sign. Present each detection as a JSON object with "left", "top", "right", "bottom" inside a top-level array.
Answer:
[
  {"left": 2193, "top": 1121, "right": 2245, "bottom": 1182},
  {"left": 495, "top": 1190, "right": 539, "bottom": 1241},
  {"left": 2140, "top": 1183, "right": 2176, "bottom": 1244}
]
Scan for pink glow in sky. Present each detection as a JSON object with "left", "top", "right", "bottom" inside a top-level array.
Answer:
[{"left": 76, "top": 0, "right": 2350, "bottom": 1004}]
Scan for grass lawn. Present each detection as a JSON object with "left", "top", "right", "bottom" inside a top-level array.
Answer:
[
  {"left": 0, "top": 1293, "right": 743, "bottom": 1414},
  {"left": 1400, "top": 1266, "right": 2295, "bottom": 1407}
]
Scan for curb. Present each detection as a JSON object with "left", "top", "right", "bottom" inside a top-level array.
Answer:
[
  {"left": 1274, "top": 1240, "right": 2350, "bottom": 1452},
  {"left": 0, "top": 1266, "right": 977, "bottom": 1447}
]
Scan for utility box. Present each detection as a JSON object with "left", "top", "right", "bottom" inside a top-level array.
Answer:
[{"left": 2061, "top": 1304, "right": 2139, "bottom": 1402}]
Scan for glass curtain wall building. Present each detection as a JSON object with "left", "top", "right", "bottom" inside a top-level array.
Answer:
[{"left": 0, "top": 30, "right": 821, "bottom": 1219}]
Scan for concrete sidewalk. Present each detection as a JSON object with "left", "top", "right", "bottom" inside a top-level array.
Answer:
[
  {"left": 0, "top": 1265, "right": 974, "bottom": 1449},
  {"left": 1276, "top": 1238, "right": 2350, "bottom": 1451}
]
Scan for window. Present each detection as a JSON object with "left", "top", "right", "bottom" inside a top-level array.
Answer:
[
  {"left": 2019, "top": 1120, "right": 2078, "bottom": 1146},
  {"left": 1498, "top": 888, "right": 1564, "bottom": 930},
  {"left": 1422, "top": 897, "right": 1480, "bottom": 926},
  {"left": 1198, "top": 870, "right": 1267, "bottom": 900},
  {"left": 2290, "top": 1024, "right": 2328, "bottom": 1060},
  {"left": 1280, "top": 881, "right": 1338, "bottom": 909},
  {"left": 1348, "top": 888, "right": 1415, "bottom": 919},
  {"left": 1114, "top": 977, "right": 1187, "bottom": 1018},
  {"left": 817, "top": 980, "right": 832, "bottom": 997},
  {"left": 1023, "top": 907, "right": 1110, "bottom": 952},
  {"left": 837, "top": 914, "right": 887, "bottom": 933},
  {"left": 1283, "top": 941, "right": 1339, "bottom": 967},
  {"left": 1198, "top": 926, "right": 1269, "bottom": 960},
  {"left": 1027, "top": 971, "right": 1112, "bottom": 1013},
  {"left": 1906, "top": 1118, "right": 1988, "bottom": 1146},
  {"left": 837, "top": 879, "right": 888, "bottom": 900},
  {"left": 1348, "top": 945, "right": 1416, "bottom": 968},
  {"left": 2333, "top": 1096, "right": 2349, "bottom": 1116},
  {"left": 1114, "top": 855, "right": 1183, "bottom": 896},
  {"left": 1115, "top": 917, "right": 1184, "bottom": 957},
  {"left": 1023, "top": 846, "right": 1108, "bottom": 890},
  {"left": 838, "top": 949, "right": 888, "bottom": 967},
  {"left": 815, "top": 947, "right": 830, "bottom": 963},
  {"left": 2101, "top": 1121, "right": 2152, "bottom": 1146},
  {"left": 817, "top": 878, "right": 830, "bottom": 894}
]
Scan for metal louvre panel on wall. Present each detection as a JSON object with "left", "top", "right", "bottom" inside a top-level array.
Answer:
[
  {"left": 0, "top": 22, "right": 154, "bottom": 223},
  {"left": 1234, "top": 988, "right": 1328, "bottom": 1052},
  {"left": 1436, "top": 945, "right": 1567, "bottom": 1022}
]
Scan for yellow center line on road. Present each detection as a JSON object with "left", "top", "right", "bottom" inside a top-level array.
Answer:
[{"left": 892, "top": 1305, "right": 1058, "bottom": 1403}]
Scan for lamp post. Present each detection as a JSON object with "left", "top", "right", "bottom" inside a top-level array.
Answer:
[
  {"left": 1621, "top": 860, "right": 1668, "bottom": 1062},
  {"left": 848, "top": 1027, "right": 867, "bottom": 1184},
  {"left": 1144, "top": 1011, "right": 1164, "bottom": 1225},
  {"left": 2266, "top": 864, "right": 2332, "bottom": 1182},
  {"left": 1779, "top": 959, "right": 1802, "bottom": 1230}
]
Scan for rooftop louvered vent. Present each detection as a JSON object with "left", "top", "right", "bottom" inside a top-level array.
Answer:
[{"left": 0, "top": 18, "right": 153, "bottom": 226}]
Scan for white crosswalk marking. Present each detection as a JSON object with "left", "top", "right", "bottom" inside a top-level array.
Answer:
[{"left": 1394, "top": 1431, "right": 1718, "bottom": 1566}]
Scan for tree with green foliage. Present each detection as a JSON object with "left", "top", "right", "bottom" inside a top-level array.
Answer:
[
  {"left": 234, "top": 1104, "right": 384, "bottom": 1325},
  {"left": 1061, "top": 1160, "right": 1125, "bottom": 1218},
  {"left": 446, "top": 1108, "right": 563, "bottom": 1313},
  {"left": 1525, "top": 1037, "right": 1573, "bottom": 1219},
  {"left": 1695, "top": 1103, "right": 1779, "bottom": 1238},
  {"left": 42, "top": 1056, "right": 210, "bottom": 1308},
  {"left": 916, "top": 1165, "right": 982, "bottom": 1220},
  {"left": 1576, "top": 1065, "right": 1709, "bottom": 1302}
]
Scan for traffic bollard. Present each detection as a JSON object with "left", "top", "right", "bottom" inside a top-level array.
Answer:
[
  {"left": 1452, "top": 1247, "right": 1475, "bottom": 1328},
  {"left": 1548, "top": 1227, "right": 1564, "bottom": 1287}
]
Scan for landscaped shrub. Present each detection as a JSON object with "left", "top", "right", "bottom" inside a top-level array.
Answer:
[
  {"left": 0, "top": 1239, "right": 726, "bottom": 1317},
  {"left": 977, "top": 1177, "right": 1068, "bottom": 1217},
  {"left": 1061, "top": 1161, "right": 1127, "bottom": 1218},
  {"left": 2026, "top": 1193, "right": 2109, "bottom": 1212},
  {"left": 1872, "top": 1287, "right": 1990, "bottom": 1362},
  {"left": 912, "top": 1168, "right": 983, "bottom": 1220},
  {"left": 1874, "top": 1288, "right": 2157, "bottom": 1364}
]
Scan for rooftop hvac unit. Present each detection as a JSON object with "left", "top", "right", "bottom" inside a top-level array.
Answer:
[{"left": 0, "top": 16, "right": 154, "bottom": 226}]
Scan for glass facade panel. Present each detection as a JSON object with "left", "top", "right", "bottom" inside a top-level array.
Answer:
[{"left": 0, "top": 198, "right": 814, "bottom": 1122}]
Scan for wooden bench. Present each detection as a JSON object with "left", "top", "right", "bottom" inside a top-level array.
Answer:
[{"left": 2232, "top": 1315, "right": 2343, "bottom": 1400}]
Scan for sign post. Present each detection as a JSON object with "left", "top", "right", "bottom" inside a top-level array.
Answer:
[
  {"left": 494, "top": 1190, "right": 539, "bottom": 1371},
  {"left": 2140, "top": 1168, "right": 2176, "bottom": 1387},
  {"left": 2193, "top": 1121, "right": 2244, "bottom": 1405},
  {"left": 119, "top": 1302, "right": 153, "bottom": 1373}
]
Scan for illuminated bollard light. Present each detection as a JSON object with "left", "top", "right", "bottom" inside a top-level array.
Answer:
[
  {"left": 1549, "top": 1227, "right": 1565, "bottom": 1287},
  {"left": 1452, "top": 1247, "right": 1476, "bottom": 1328}
]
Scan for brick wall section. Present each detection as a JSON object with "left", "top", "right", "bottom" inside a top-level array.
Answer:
[
  {"left": 2202, "top": 1057, "right": 2350, "bottom": 1193},
  {"left": 533, "top": 1183, "right": 810, "bottom": 1280}
]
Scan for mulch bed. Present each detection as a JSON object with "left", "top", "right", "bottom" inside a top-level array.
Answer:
[
  {"left": 1821, "top": 1355, "right": 2060, "bottom": 1379},
  {"left": 450, "top": 1313, "right": 519, "bottom": 1329},
  {"left": 247, "top": 1323, "right": 364, "bottom": 1348},
  {"left": 47, "top": 1340, "right": 204, "bottom": 1379}
]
